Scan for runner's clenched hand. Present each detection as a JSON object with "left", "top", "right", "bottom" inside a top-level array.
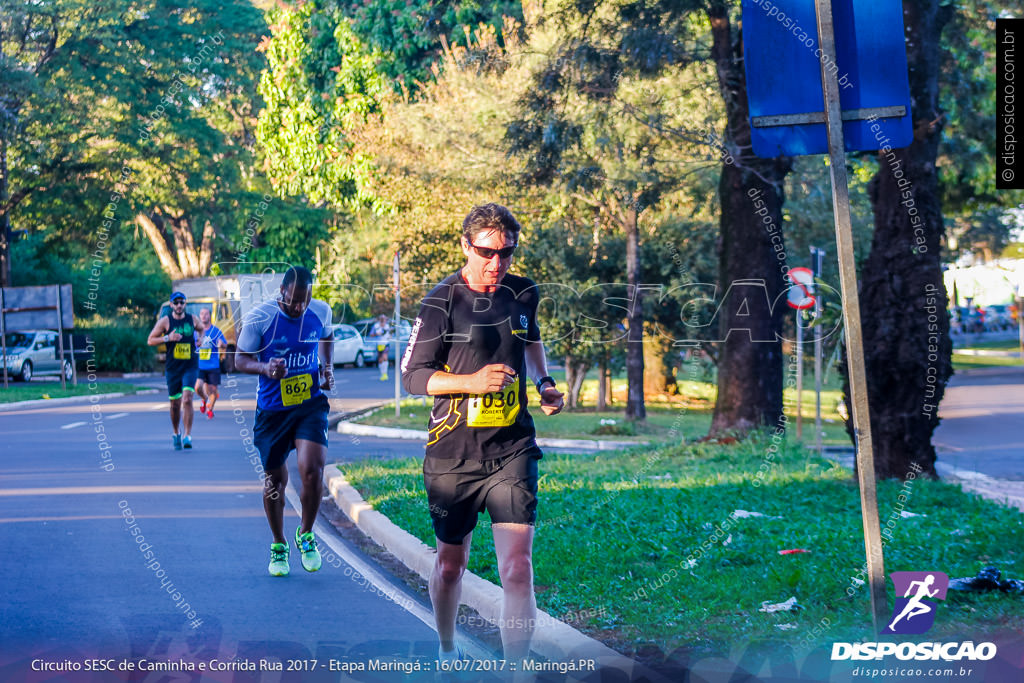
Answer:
[{"left": 468, "top": 364, "right": 517, "bottom": 394}]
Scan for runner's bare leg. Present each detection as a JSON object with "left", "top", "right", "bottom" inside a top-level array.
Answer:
[{"left": 431, "top": 532, "right": 473, "bottom": 652}]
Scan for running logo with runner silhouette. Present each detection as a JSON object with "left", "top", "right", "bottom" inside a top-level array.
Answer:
[{"left": 883, "top": 571, "right": 949, "bottom": 635}]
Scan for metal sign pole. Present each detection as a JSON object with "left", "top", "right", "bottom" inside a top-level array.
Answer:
[
  {"left": 814, "top": 0, "right": 887, "bottom": 633},
  {"left": 56, "top": 285, "right": 67, "bottom": 390},
  {"left": 812, "top": 246, "right": 825, "bottom": 455},
  {"left": 796, "top": 308, "right": 804, "bottom": 439},
  {"left": 394, "top": 251, "right": 401, "bottom": 418}
]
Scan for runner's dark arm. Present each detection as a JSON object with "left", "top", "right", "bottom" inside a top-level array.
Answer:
[
  {"left": 234, "top": 351, "right": 279, "bottom": 378},
  {"left": 319, "top": 336, "right": 334, "bottom": 389}
]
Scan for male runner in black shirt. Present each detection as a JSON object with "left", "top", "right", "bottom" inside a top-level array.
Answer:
[
  {"left": 401, "top": 203, "right": 564, "bottom": 666},
  {"left": 147, "top": 291, "right": 203, "bottom": 450}
]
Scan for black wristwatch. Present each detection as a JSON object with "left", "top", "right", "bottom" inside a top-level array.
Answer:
[{"left": 536, "top": 376, "right": 556, "bottom": 393}]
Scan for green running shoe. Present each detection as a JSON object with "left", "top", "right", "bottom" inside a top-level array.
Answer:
[
  {"left": 295, "top": 526, "right": 322, "bottom": 572},
  {"left": 268, "top": 542, "right": 290, "bottom": 577}
]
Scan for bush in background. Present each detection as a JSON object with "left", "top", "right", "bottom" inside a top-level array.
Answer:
[{"left": 76, "top": 324, "right": 156, "bottom": 373}]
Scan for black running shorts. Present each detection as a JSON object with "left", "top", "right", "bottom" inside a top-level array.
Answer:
[
  {"left": 253, "top": 393, "right": 330, "bottom": 471},
  {"left": 165, "top": 365, "right": 198, "bottom": 399},
  {"left": 422, "top": 447, "right": 541, "bottom": 545},
  {"left": 197, "top": 368, "right": 221, "bottom": 386}
]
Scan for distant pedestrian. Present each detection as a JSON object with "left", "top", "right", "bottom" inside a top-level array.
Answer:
[
  {"left": 370, "top": 313, "right": 391, "bottom": 381},
  {"left": 147, "top": 291, "right": 203, "bottom": 450}
]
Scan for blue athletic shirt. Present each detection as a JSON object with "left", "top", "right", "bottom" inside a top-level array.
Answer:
[
  {"left": 197, "top": 325, "right": 227, "bottom": 370},
  {"left": 237, "top": 298, "right": 333, "bottom": 411}
]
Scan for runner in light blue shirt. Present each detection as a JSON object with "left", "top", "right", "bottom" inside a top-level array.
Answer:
[{"left": 235, "top": 266, "right": 335, "bottom": 577}]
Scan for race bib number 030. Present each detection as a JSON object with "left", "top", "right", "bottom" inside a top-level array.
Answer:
[
  {"left": 199, "top": 348, "right": 212, "bottom": 361},
  {"left": 467, "top": 377, "right": 520, "bottom": 427},
  {"left": 281, "top": 373, "right": 313, "bottom": 407},
  {"left": 173, "top": 343, "right": 192, "bottom": 360}
]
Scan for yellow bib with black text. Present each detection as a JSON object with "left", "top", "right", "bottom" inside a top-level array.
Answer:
[
  {"left": 173, "top": 343, "right": 192, "bottom": 360},
  {"left": 281, "top": 373, "right": 313, "bottom": 407},
  {"left": 467, "top": 377, "right": 520, "bottom": 427}
]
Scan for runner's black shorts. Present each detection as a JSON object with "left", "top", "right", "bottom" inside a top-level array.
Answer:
[
  {"left": 253, "top": 393, "right": 330, "bottom": 470},
  {"left": 165, "top": 365, "right": 198, "bottom": 399},
  {"left": 197, "top": 368, "right": 221, "bottom": 386},
  {"left": 422, "top": 446, "right": 542, "bottom": 545}
]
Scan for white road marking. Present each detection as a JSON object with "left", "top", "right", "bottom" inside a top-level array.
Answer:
[
  {"left": 151, "top": 403, "right": 166, "bottom": 410},
  {"left": 108, "top": 412, "right": 129, "bottom": 419},
  {"left": 60, "top": 422, "right": 86, "bottom": 430}
]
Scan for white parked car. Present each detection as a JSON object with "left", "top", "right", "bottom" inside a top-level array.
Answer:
[
  {"left": 331, "top": 324, "right": 366, "bottom": 368},
  {"left": 2, "top": 330, "right": 73, "bottom": 382}
]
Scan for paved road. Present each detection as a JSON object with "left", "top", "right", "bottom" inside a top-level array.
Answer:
[
  {"left": 934, "top": 367, "right": 1024, "bottom": 480},
  {"left": 0, "top": 370, "right": 494, "bottom": 681}
]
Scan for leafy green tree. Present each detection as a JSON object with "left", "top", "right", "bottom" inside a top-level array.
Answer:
[
  {"left": 506, "top": 0, "right": 794, "bottom": 431},
  {"left": 342, "top": 0, "right": 523, "bottom": 84},
  {"left": 3, "top": 0, "right": 277, "bottom": 295},
  {"left": 256, "top": 0, "right": 388, "bottom": 212}
]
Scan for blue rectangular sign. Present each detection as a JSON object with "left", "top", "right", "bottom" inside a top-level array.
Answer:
[{"left": 741, "top": 0, "right": 913, "bottom": 157}]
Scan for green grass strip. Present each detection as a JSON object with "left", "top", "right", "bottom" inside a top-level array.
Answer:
[
  {"left": 340, "top": 439, "right": 1024, "bottom": 659},
  {"left": 0, "top": 381, "right": 144, "bottom": 403}
]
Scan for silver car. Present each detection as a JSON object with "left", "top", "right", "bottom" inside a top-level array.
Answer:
[
  {"left": 2, "top": 330, "right": 73, "bottom": 382},
  {"left": 331, "top": 324, "right": 367, "bottom": 368}
]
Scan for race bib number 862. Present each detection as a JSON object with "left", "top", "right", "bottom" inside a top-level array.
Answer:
[
  {"left": 467, "top": 377, "right": 520, "bottom": 427},
  {"left": 281, "top": 373, "right": 313, "bottom": 407}
]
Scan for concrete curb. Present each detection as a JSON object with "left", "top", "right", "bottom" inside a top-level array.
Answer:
[
  {"left": 336, "top": 420, "right": 647, "bottom": 451},
  {"left": 0, "top": 389, "right": 160, "bottom": 412},
  {"left": 323, "top": 466, "right": 653, "bottom": 678},
  {"left": 935, "top": 462, "right": 1024, "bottom": 513}
]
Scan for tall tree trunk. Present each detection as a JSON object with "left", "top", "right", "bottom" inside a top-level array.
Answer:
[
  {"left": 198, "top": 219, "right": 216, "bottom": 274},
  {"left": 644, "top": 332, "right": 678, "bottom": 396},
  {"left": 625, "top": 201, "right": 646, "bottom": 421},
  {"left": 137, "top": 211, "right": 214, "bottom": 280},
  {"left": 846, "top": 0, "right": 954, "bottom": 479},
  {"left": 597, "top": 354, "right": 608, "bottom": 411},
  {"left": 707, "top": 2, "right": 791, "bottom": 437},
  {"left": 563, "top": 355, "right": 588, "bottom": 409},
  {"left": 137, "top": 213, "right": 185, "bottom": 280}
]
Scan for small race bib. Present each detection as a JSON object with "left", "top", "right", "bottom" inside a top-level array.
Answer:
[
  {"left": 173, "top": 343, "right": 192, "bottom": 360},
  {"left": 467, "top": 377, "right": 520, "bottom": 427},
  {"left": 199, "top": 348, "right": 212, "bottom": 361},
  {"left": 280, "top": 373, "right": 313, "bottom": 407}
]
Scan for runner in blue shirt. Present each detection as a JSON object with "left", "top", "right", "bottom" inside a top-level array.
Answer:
[
  {"left": 195, "top": 307, "right": 227, "bottom": 419},
  {"left": 235, "top": 266, "right": 335, "bottom": 577}
]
